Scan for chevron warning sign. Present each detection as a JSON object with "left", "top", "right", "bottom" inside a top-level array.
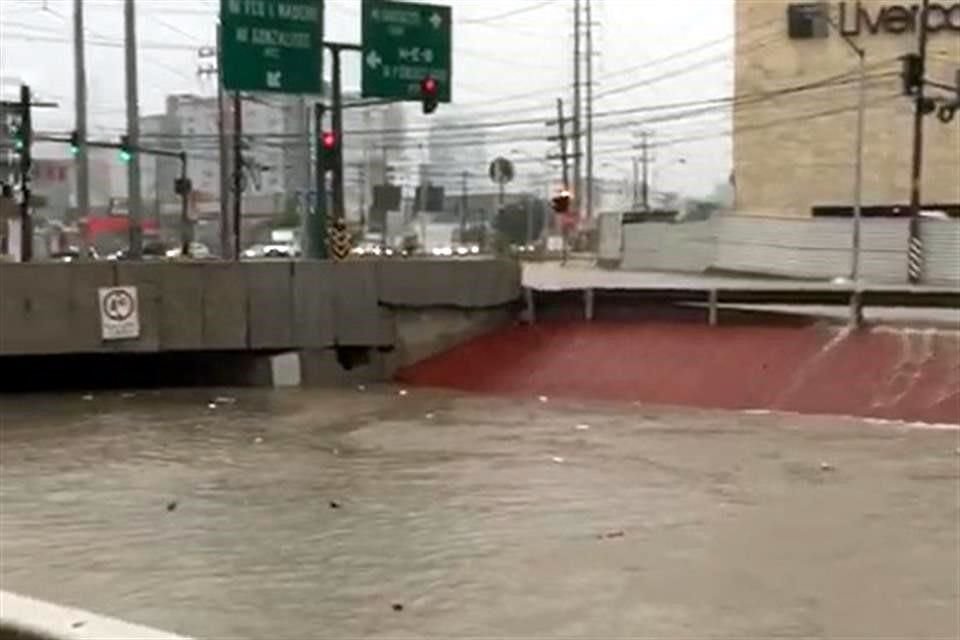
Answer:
[{"left": 329, "top": 218, "right": 352, "bottom": 261}]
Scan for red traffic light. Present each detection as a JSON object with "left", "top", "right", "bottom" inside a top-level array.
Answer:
[
  {"left": 551, "top": 190, "right": 571, "bottom": 213},
  {"left": 420, "top": 75, "right": 439, "bottom": 115},
  {"left": 322, "top": 131, "right": 336, "bottom": 149}
]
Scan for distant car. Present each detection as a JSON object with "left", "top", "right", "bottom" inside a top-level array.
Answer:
[
  {"left": 242, "top": 243, "right": 298, "bottom": 259},
  {"left": 109, "top": 243, "right": 168, "bottom": 261},
  {"left": 165, "top": 242, "right": 212, "bottom": 259},
  {"left": 48, "top": 246, "right": 99, "bottom": 262}
]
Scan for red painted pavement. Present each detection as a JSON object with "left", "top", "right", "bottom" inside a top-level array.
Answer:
[{"left": 397, "top": 320, "right": 960, "bottom": 424}]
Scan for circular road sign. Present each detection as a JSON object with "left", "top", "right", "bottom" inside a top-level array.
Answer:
[{"left": 489, "top": 157, "right": 515, "bottom": 185}]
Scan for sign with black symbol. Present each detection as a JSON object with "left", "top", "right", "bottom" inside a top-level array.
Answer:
[{"left": 98, "top": 286, "right": 140, "bottom": 340}]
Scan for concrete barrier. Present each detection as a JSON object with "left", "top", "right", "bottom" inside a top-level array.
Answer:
[
  {"left": 0, "top": 259, "right": 522, "bottom": 362},
  {"left": 378, "top": 259, "right": 520, "bottom": 308},
  {"left": 0, "top": 590, "right": 190, "bottom": 640},
  {"left": 0, "top": 263, "right": 114, "bottom": 355}
]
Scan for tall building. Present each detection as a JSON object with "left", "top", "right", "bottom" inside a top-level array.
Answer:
[{"left": 733, "top": 0, "right": 960, "bottom": 218}]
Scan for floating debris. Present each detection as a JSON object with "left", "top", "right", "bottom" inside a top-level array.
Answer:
[
  {"left": 331, "top": 448, "right": 340, "bottom": 456},
  {"left": 357, "top": 384, "right": 366, "bottom": 392},
  {"left": 329, "top": 500, "right": 341, "bottom": 509},
  {"left": 425, "top": 412, "right": 435, "bottom": 420},
  {"left": 391, "top": 603, "right": 404, "bottom": 612},
  {"left": 207, "top": 402, "right": 217, "bottom": 410},
  {"left": 71, "top": 621, "right": 86, "bottom": 629},
  {"left": 819, "top": 461, "right": 834, "bottom": 471},
  {"left": 120, "top": 392, "right": 136, "bottom": 399},
  {"left": 597, "top": 529, "right": 625, "bottom": 540},
  {"left": 398, "top": 389, "right": 409, "bottom": 397},
  {"left": 551, "top": 456, "right": 565, "bottom": 464},
  {"left": 253, "top": 436, "right": 263, "bottom": 444},
  {"left": 166, "top": 501, "right": 178, "bottom": 512},
  {"left": 538, "top": 395, "right": 549, "bottom": 403},
  {"left": 81, "top": 394, "right": 94, "bottom": 401},
  {"left": 213, "top": 396, "right": 236, "bottom": 405},
  {"left": 575, "top": 423, "right": 590, "bottom": 431}
]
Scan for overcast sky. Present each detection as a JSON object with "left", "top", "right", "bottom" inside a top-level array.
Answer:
[{"left": 1, "top": 0, "right": 735, "bottom": 197}]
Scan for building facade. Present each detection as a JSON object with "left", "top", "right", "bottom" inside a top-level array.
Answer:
[{"left": 733, "top": 0, "right": 960, "bottom": 218}]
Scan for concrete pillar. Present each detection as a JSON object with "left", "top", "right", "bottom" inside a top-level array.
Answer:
[{"left": 708, "top": 289, "right": 719, "bottom": 326}]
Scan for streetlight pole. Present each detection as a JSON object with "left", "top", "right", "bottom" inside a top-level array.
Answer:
[{"left": 821, "top": 9, "right": 866, "bottom": 283}]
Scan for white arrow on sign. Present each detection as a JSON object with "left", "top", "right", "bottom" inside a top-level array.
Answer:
[
  {"left": 266, "top": 70, "right": 282, "bottom": 88},
  {"left": 366, "top": 51, "right": 382, "bottom": 69},
  {"left": 429, "top": 12, "right": 442, "bottom": 29}
]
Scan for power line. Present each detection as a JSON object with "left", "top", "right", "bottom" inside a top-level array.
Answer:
[{"left": 463, "top": 0, "right": 560, "bottom": 24}]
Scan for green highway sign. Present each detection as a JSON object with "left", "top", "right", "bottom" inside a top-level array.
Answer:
[
  {"left": 220, "top": 0, "right": 324, "bottom": 94},
  {"left": 361, "top": 0, "right": 452, "bottom": 102}
]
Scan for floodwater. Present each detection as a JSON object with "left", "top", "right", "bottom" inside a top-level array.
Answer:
[{"left": 1, "top": 387, "right": 958, "bottom": 639}]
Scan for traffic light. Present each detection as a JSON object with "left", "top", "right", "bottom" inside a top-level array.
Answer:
[
  {"left": 118, "top": 134, "right": 132, "bottom": 163},
  {"left": 11, "top": 122, "right": 25, "bottom": 151},
  {"left": 69, "top": 130, "right": 79, "bottom": 156},
  {"left": 900, "top": 53, "right": 923, "bottom": 96},
  {"left": 420, "top": 75, "right": 438, "bottom": 115},
  {"left": 551, "top": 190, "right": 571, "bottom": 213},
  {"left": 320, "top": 130, "right": 338, "bottom": 170}
]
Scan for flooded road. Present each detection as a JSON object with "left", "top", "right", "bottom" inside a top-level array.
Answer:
[{"left": 1, "top": 388, "right": 958, "bottom": 639}]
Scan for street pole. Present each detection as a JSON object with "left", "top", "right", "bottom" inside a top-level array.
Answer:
[
  {"left": 585, "top": 0, "right": 594, "bottom": 221},
  {"left": 460, "top": 170, "right": 468, "bottom": 239},
  {"left": 179, "top": 152, "right": 190, "bottom": 255},
  {"left": 73, "top": 0, "right": 90, "bottom": 257},
  {"left": 641, "top": 132, "right": 650, "bottom": 211},
  {"left": 310, "top": 101, "right": 327, "bottom": 259},
  {"left": 232, "top": 92, "right": 243, "bottom": 259},
  {"left": 18, "top": 85, "right": 32, "bottom": 262},
  {"left": 907, "top": 0, "right": 929, "bottom": 284},
  {"left": 216, "top": 26, "right": 231, "bottom": 259},
  {"left": 123, "top": 0, "right": 143, "bottom": 259},
  {"left": 572, "top": 0, "right": 582, "bottom": 212},
  {"left": 632, "top": 156, "right": 639, "bottom": 209},
  {"left": 331, "top": 47, "right": 345, "bottom": 223},
  {"left": 851, "top": 49, "right": 866, "bottom": 282}
]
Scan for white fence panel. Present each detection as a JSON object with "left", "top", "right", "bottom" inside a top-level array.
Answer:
[{"left": 921, "top": 220, "right": 960, "bottom": 287}]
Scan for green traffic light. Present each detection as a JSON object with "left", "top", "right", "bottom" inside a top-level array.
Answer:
[
  {"left": 14, "top": 139, "right": 24, "bottom": 151},
  {"left": 70, "top": 145, "right": 79, "bottom": 157},
  {"left": 119, "top": 149, "right": 131, "bottom": 163}
]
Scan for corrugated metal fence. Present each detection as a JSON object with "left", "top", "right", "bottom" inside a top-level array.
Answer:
[{"left": 601, "top": 213, "right": 960, "bottom": 287}]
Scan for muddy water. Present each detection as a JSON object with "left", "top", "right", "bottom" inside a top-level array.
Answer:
[{"left": 1, "top": 388, "right": 958, "bottom": 639}]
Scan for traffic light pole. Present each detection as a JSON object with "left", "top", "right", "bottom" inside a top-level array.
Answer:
[
  {"left": 178, "top": 152, "right": 191, "bottom": 255},
  {"left": 18, "top": 85, "right": 33, "bottom": 262},
  {"left": 907, "top": 0, "right": 930, "bottom": 284},
  {"left": 233, "top": 92, "right": 243, "bottom": 260},
  {"left": 310, "top": 102, "right": 328, "bottom": 259},
  {"left": 324, "top": 42, "right": 361, "bottom": 225}
]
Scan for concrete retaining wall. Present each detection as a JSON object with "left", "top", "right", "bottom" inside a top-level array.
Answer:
[
  {"left": 0, "top": 259, "right": 521, "bottom": 358},
  {"left": 600, "top": 214, "right": 960, "bottom": 286}
]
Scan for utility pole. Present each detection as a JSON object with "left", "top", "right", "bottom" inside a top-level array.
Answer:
[
  {"left": 460, "top": 170, "right": 468, "bottom": 238},
  {"left": 635, "top": 130, "right": 651, "bottom": 211},
  {"left": 907, "top": 0, "right": 930, "bottom": 284},
  {"left": 18, "top": 85, "right": 33, "bottom": 262},
  {"left": 73, "top": 0, "right": 90, "bottom": 256},
  {"left": 548, "top": 98, "right": 570, "bottom": 190},
  {"left": 331, "top": 46, "right": 346, "bottom": 223},
  {"left": 585, "top": 0, "right": 594, "bottom": 221},
  {"left": 572, "top": 0, "right": 582, "bottom": 212},
  {"left": 631, "top": 156, "right": 639, "bottom": 209},
  {"left": 311, "top": 102, "right": 327, "bottom": 259},
  {"left": 198, "top": 31, "right": 229, "bottom": 259},
  {"left": 232, "top": 92, "right": 243, "bottom": 259},
  {"left": 123, "top": 0, "right": 143, "bottom": 259}
]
